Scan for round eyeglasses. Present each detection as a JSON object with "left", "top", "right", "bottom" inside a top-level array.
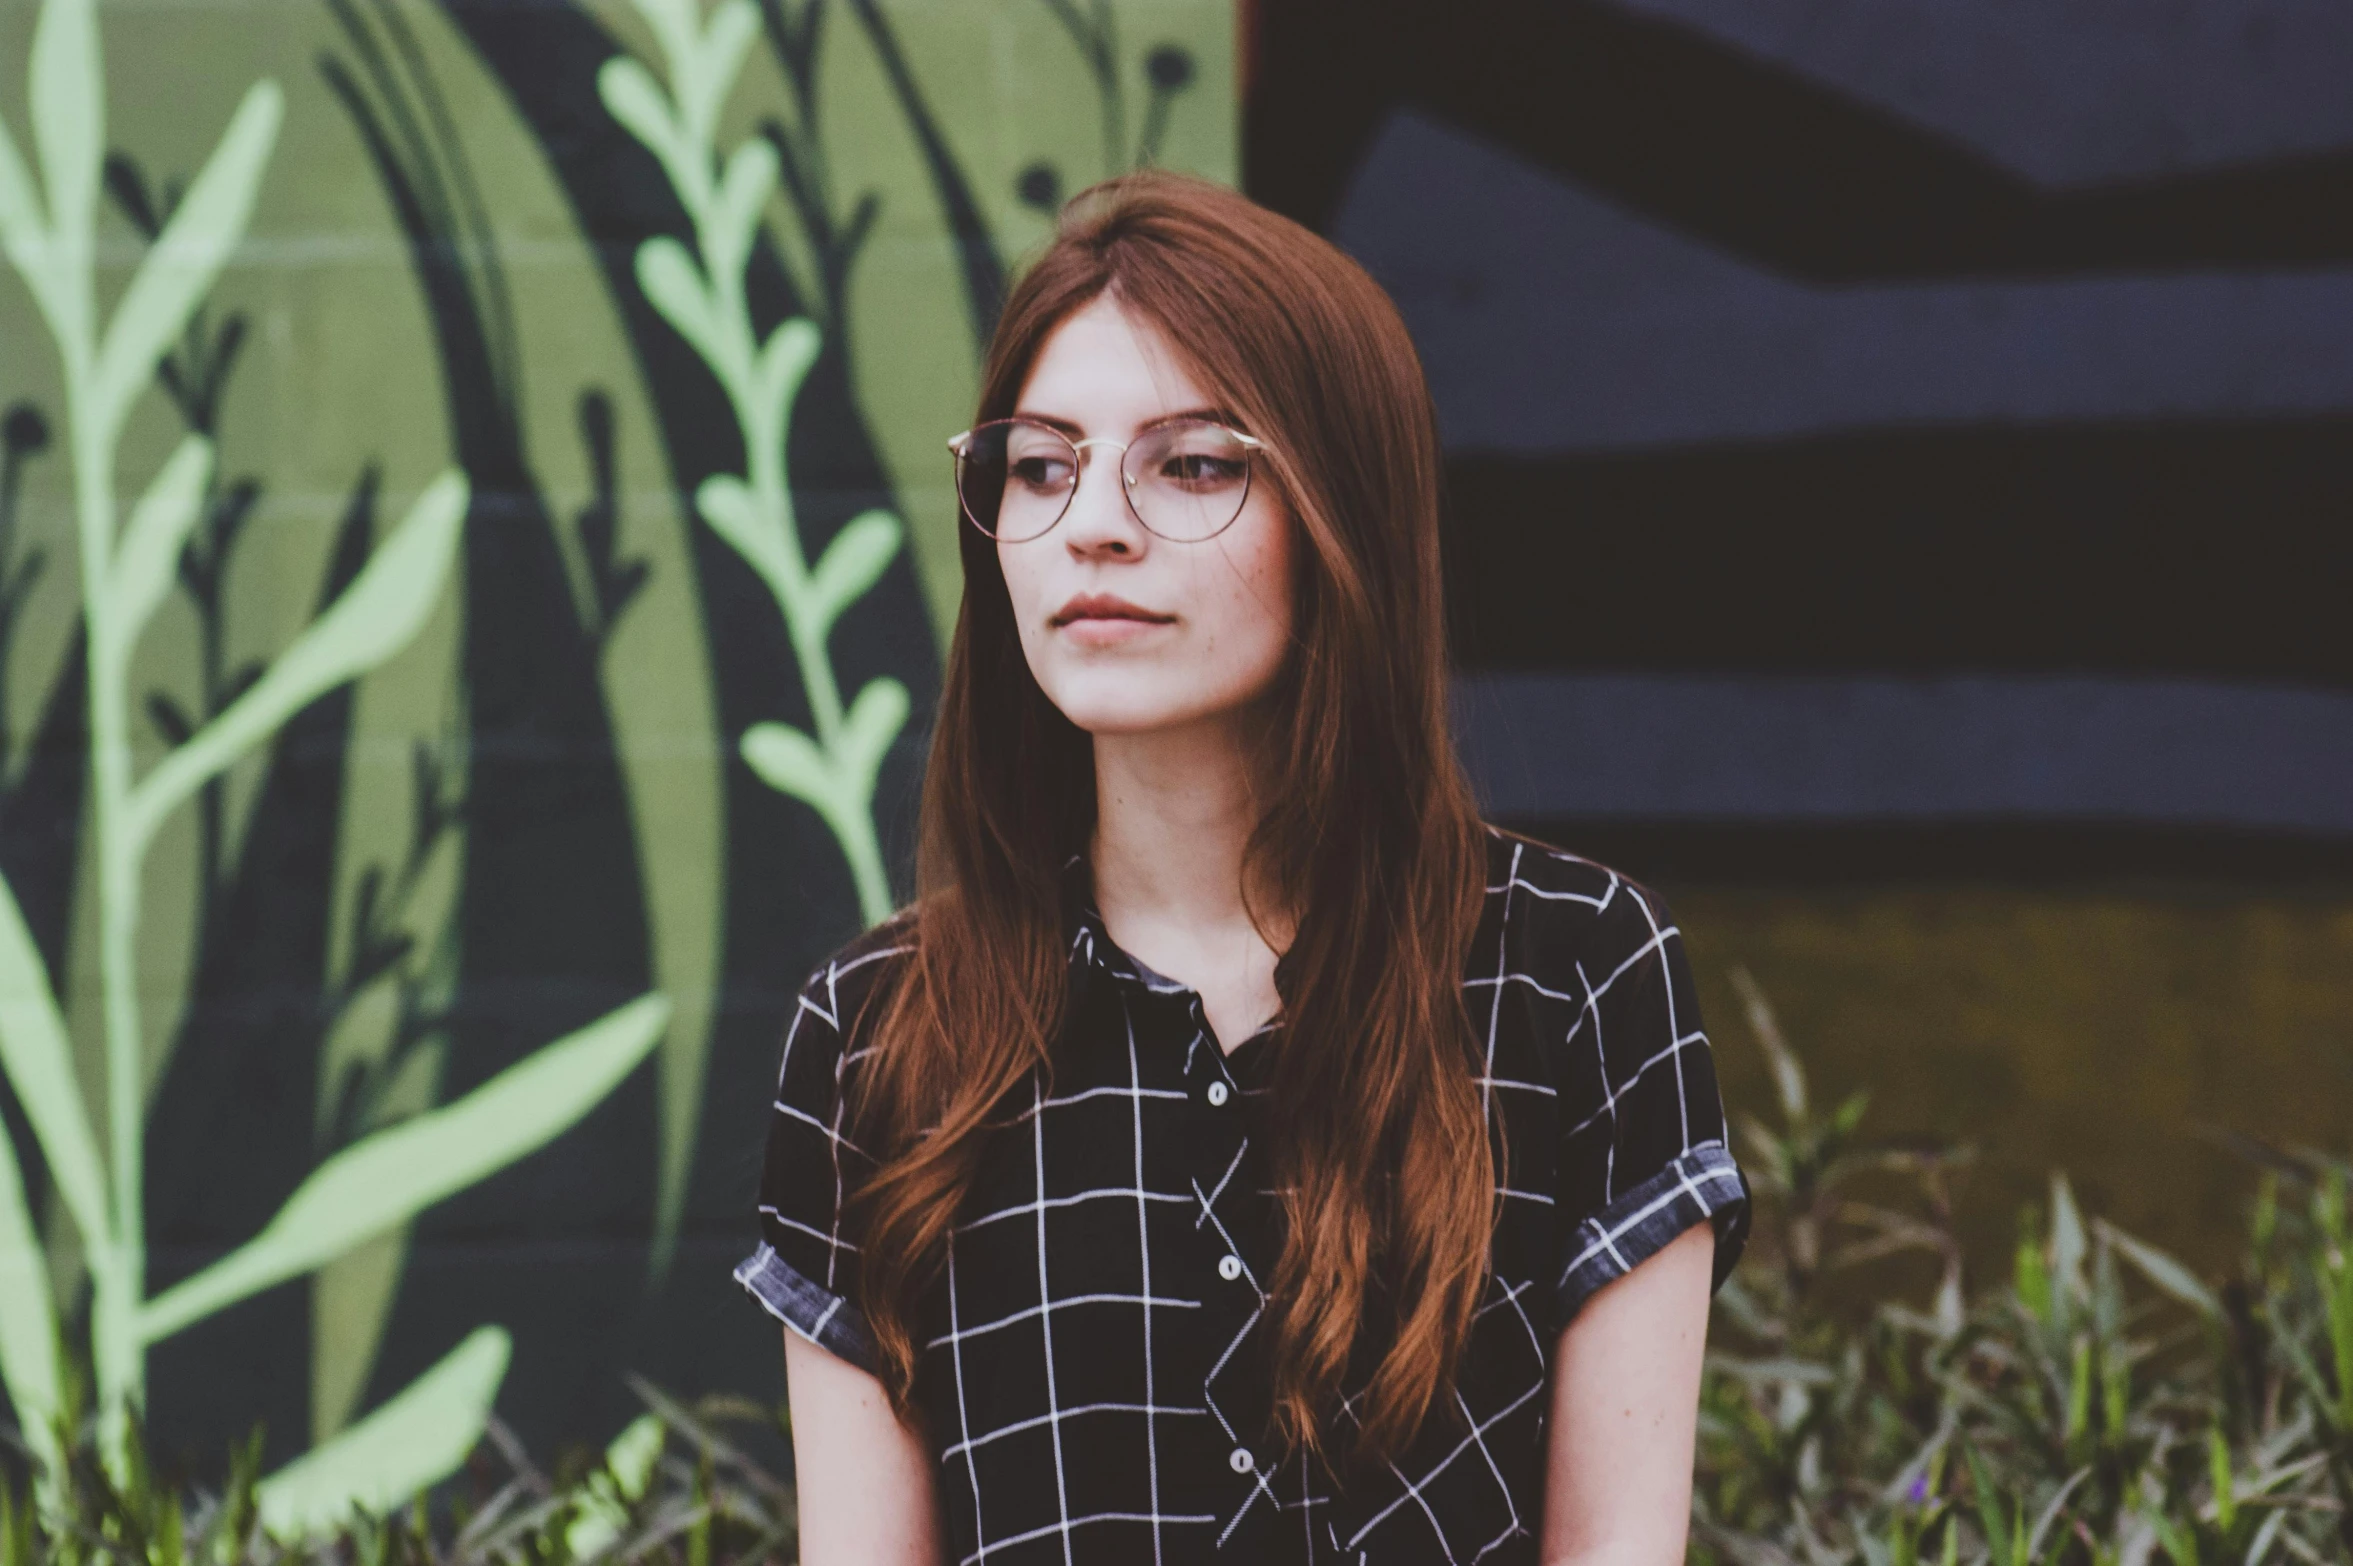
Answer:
[{"left": 947, "top": 416, "right": 1266, "bottom": 543}]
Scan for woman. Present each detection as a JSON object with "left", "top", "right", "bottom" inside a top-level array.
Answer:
[{"left": 735, "top": 171, "right": 1748, "bottom": 1565}]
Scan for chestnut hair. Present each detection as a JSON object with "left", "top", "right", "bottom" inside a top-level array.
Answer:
[{"left": 847, "top": 170, "right": 1492, "bottom": 1465}]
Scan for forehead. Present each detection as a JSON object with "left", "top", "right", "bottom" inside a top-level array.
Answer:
[{"left": 1016, "top": 295, "right": 1212, "bottom": 433}]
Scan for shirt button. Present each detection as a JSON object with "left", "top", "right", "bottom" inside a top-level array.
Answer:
[
  {"left": 1217, "top": 1254, "right": 1244, "bottom": 1281},
  {"left": 1205, "top": 1080, "right": 1231, "bottom": 1107},
  {"left": 1229, "top": 1447, "right": 1254, "bottom": 1474}
]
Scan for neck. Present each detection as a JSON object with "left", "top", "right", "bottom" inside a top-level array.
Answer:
[{"left": 1088, "top": 714, "right": 1280, "bottom": 938}]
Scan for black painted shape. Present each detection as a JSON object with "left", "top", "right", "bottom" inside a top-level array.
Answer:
[
  {"left": 140, "top": 473, "right": 378, "bottom": 1469},
  {"left": 1248, "top": 0, "right": 2353, "bottom": 281},
  {"left": 840, "top": 0, "right": 1005, "bottom": 349},
  {"left": 322, "top": 17, "right": 659, "bottom": 1453},
  {"left": 438, "top": 0, "right": 936, "bottom": 1426},
  {"left": 1444, "top": 417, "right": 2353, "bottom": 688}
]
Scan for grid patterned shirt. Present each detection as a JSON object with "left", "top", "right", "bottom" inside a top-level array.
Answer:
[{"left": 735, "top": 827, "right": 1749, "bottom": 1565}]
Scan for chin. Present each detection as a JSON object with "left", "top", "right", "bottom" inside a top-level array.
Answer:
[{"left": 1041, "top": 678, "right": 1221, "bottom": 737}]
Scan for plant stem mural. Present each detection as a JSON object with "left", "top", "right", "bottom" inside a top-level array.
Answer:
[
  {"left": 0, "top": 0, "right": 676, "bottom": 1527},
  {"left": 0, "top": 0, "right": 1232, "bottom": 1500},
  {"left": 601, "top": 0, "right": 909, "bottom": 926}
]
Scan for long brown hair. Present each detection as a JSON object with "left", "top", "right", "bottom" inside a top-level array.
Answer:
[{"left": 849, "top": 170, "right": 1492, "bottom": 1466}]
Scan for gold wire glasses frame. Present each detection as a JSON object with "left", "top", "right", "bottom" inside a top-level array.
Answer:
[{"left": 947, "top": 415, "right": 1268, "bottom": 543}]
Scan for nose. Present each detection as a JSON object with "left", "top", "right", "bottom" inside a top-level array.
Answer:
[{"left": 1057, "top": 440, "right": 1148, "bottom": 558}]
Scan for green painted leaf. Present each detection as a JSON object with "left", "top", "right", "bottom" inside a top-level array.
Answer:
[
  {"left": 255, "top": 1326, "right": 508, "bottom": 1539},
  {"left": 0, "top": 1109, "right": 62, "bottom": 1485},
  {"left": 836, "top": 677, "right": 910, "bottom": 797},
  {"left": 683, "top": 0, "right": 761, "bottom": 146},
  {"left": 0, "top": 869, "right": 107, "bottom": 1250},
  {"left": 750, "top": 317, "right": 821, "bottom": 449},
  {"left": 140, "top": 993, "right": 668, "bottom": 1342},
  {"left": 635, "top": 236, "right": 721, "bottom": 368},
  {"left": 29, "top": 0, "right": 100, "bottom": 284},
  {"left": 694, "top": 473, "right": 788, "bottom": 597},
  {"left": 90, "top": 81, "right": 282, "bottom": 439},
  {"left": 740, "top": 721, "right": 831, "bottom": 809},
  {"left": 105, "top": 434, "right": 213, "bottom": 652},
  {"left": 707, "top": 138, "right": 776, "bottom": 279},
  {"left": 596, "top": 55, "right": 682, "bottom": 177},
  {"left": 0, "top": 117, "right": 51, "bottom": 300},
  {"left": 127, "top": 469, "right": 467, "bottom": 852},
  {"left": 809, "top": 509, "right": 902, "bottom": 635}
]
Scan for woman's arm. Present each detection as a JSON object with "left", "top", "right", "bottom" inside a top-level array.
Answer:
[
  {"left": 784, "top": 1330, "right": 947, "bottom": 1565},
  {"left": 1539, "top": 1220, "right": 1716, "bottom": 1566}
]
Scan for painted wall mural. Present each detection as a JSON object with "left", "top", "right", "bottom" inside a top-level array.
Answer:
[{"left": 0, "top": 0, "right": 1234, "bottom": 1518}]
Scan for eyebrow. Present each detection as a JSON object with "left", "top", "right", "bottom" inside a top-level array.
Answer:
[{"left": 1009, "top": 406, "right": 1239, "bottom": 437}]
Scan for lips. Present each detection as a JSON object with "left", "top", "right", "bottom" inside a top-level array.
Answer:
[{"left": 1050, "top": 592, "right": 1175, "bottom": 627}]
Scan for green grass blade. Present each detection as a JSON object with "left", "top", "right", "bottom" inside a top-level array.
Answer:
[
  {"left": 255, "top": 1326, "right": 509, "bottom": 1540},
  {"left": 0, "top": 869, "right": 108, "bottom": 1249},
  {"left": 126, "top": 468, "right": 466, "bottom": 852},
  {"left": 139, "top": 993, "right": 669, "bottom": 1342}
]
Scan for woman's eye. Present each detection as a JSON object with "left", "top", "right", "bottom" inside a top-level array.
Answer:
[
  {"left": 1009, "top": 456, "right": 1073, "bottom": 490},
  {"left": 1157, "top": 453, "right": 1246, "bottom": 487}
]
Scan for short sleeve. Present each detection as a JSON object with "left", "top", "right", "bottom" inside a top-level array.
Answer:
[
  {"left": 732, "top": 936, "right": 909, "bottom": 1372},
  {"left": 1552, "top": 877, "right": 1750, "bottom": 1327}
]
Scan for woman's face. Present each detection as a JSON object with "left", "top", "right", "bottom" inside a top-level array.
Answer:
[{"left": 994, "top": 294, "right": 1295, "bottom": 738}]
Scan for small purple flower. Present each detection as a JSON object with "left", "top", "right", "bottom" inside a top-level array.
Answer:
[{"left": 1905, "top": 1473, "right": 1930, "bottom": 1505}]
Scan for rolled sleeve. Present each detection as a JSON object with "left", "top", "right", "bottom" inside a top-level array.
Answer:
[
  {"left": 734, "top": 933, "right": 908, "bottom": 1372},
  {"left": 1552, "top": 880, "right": 1750, "bottom": 1329}
]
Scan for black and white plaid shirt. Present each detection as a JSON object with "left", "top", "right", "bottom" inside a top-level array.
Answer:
[{"left": 736, "top": 827, "right": 1748, "bottom": 1564}]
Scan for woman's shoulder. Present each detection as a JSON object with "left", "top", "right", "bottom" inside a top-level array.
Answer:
[
  {"left": 1475, "top": 822, "right": 1682, "bottom": 972},
  {"left": 789, "top": 907, "right": 920, "bottom": 1050}
]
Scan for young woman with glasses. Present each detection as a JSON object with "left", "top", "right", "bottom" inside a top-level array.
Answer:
[{"left": 736, "top": 171, "right": 1749, "bottom": 1565}]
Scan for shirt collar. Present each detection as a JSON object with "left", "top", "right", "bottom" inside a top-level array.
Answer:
[{"left": 1060, "top": 852, "right": 1194, "bottom": 996}]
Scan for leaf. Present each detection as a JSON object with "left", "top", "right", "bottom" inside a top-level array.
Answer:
[
  {"left": 595, "top": 55, "right": 681, "bottom": 175},
  {"left": 30, "top": 0, "right": 100, "bottom": 272},
  {"left": 836, "top": 677, "right": 910, "bottom": 797},
  {"left": 139, "top": 993, "right": 669, "bottom": 1342},
  {"left": 2095, "top": 1218, "right": 2223, "bottom": 1321},
  {"left": 564, "top": 1413, "right": 665, "bottom": 1558},
  {"left": 634, "top": 236, "right": 721, "bottom": 368},
  {"left": 0, "top": 869, "right": 107, "bottom": 1250},
  {"left": 90, "top": 82, "right": 283, "bottom": 440},
  {"left": 694, "top": 472, "right": 789, "bottom": 596},
  {"left": 255, "top": 1326, "right": 508, "bottom": 1539},
  {"left": 749, "top": 316, "right": 821, "bottom": 450},
  {"left": 808, "top": 509, "right": 902, "bottom": 634},
  {"left": 104, "top": 434, "right": 213, "bottom": 650},
  {"left": 2049, "top": 1173, "right": 2087, "bottom": 1303},
  {"left": 707, "top": 138, "right": 777, "bottom": 278},
  {"left": 126, "top": 469, "right": 466, "bottom": 852},
  {"left": 683, "top": 0, "right": 761, "bottom": 145},
  {"left": 1728, "top": 966, "right": 1806, "bottom": 1124},
  {"left": 740, "top": 721, "right": 830, "bottom": 809},
  {"left": 0, "top": 1109, "right": 62, "bottom": 1485},
  {"left": 0, "top": 115, "right": 45, "bottom": 257}
]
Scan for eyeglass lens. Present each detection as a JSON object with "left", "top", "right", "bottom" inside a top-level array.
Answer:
[{"left": 955, "top": 419, "right": 1255, "bottom": 542}]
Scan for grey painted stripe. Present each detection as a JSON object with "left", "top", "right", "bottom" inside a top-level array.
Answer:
[
  {"left": 1453, "top": 673, "right": 2353, "bottom": 834},
  {"left": 1332, "top": 110, "right": 2353, "bottom": 454}
]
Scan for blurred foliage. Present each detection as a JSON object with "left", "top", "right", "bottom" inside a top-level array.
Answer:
[
  {"left": 4, "top": 966, "right": 2350, "bottom": 1562},
  {"left": 1700, "top": 967, "right": 2353, "bottom": 1566}
]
